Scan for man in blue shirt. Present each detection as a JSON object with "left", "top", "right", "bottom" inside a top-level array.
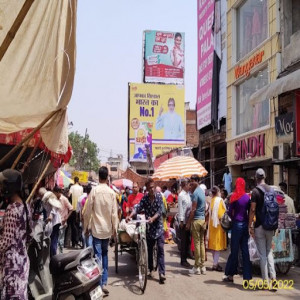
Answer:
[
  {"left": 186, "top": 175, "right": 206, "bottom": 275},
  {"left": 126, "top": 179, "right": 166, "bottom": 284}
]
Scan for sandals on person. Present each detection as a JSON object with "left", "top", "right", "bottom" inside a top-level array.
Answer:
[
  {"left": 222, "top": 276, "right": 234, "bottom": 283},
  {"left": 212, "top": 264, "right": 223, "bottom": 272}
]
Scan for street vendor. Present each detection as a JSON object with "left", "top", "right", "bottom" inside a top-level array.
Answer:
[{"left": 126, "top": 178, "right": 166, "bottom": 284}]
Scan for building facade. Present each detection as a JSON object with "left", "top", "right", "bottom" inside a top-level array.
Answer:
[{"left": 226, "top": 0, "right": 280, "bottom": 189}]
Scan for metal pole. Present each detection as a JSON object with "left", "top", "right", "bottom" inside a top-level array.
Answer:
[
  {"left": 11, "top": 141, "right": 29, "bottom": 169},
  {"left": 20, "top": 137, "right": 42, "bottom": 173},
  {"left": 26, "top": 160, "right": 51, "bottom": 203}
]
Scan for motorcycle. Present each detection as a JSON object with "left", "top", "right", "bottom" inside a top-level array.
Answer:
[{"left": 28, "top": 220, "right": 103, "bottom": 300}]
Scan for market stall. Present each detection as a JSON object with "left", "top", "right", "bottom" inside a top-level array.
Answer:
[{"left": 0, "top": 0, "right": 77, "bottom": 201}]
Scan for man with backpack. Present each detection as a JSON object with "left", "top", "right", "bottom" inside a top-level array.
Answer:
[{"left": 248, "top": 168, "right": 278, "bottom": 290}]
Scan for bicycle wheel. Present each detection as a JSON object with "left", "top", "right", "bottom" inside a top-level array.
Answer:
[
  {"left": 153, "top": 242, "right": 158, "bottom": 271},
  {"left": 275, "top": 262, "right": 292, "bottom": 275},
  {"left": 138, "top": 238, "right": 148, "bottom": 293},
  {"left": 115, "top": 241, "right": 119, "bottom": 273}
]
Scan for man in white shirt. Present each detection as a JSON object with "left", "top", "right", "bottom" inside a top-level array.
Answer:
[
  {"left": 162, "top": 186, "right": 171, "bottom": 199},
  {"left": 83, "top": 167, "right": 119, "bottom": 296},
  {"left": 279, "top": 182, "right": 296, "bottom": 214},
  {"left": 68, "top": 177, "right": 83, "bottom": 247},
  {"left": 155, "top": 98, "right": 184, "bottom": 140},
  {"left": 178, "top": 179, "right": 191, "bottom": 267},
  {"left": 53, "top": 186, "right": 73, "bottom": 253},
  {"left": 40, "top": 188, "right": 62, "bottom": 257}
]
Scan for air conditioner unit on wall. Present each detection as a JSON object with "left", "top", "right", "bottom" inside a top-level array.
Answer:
[{"left": 273, "top": 143, "right": 290, "bottom": 160}]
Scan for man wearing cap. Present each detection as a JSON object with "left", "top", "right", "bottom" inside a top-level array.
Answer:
[{"left": 248, "top": 168, "right": 277, "bottom": 289}]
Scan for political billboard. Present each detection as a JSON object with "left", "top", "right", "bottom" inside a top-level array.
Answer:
[
  {"left": 128, "top": 83, "right": 185, "bottom": 162},
  {"left": 197, "top": 0, "right": 215, "bottom": 129},
  {"left": 144, "top": 30, "right": 185, "bottom": 85}
]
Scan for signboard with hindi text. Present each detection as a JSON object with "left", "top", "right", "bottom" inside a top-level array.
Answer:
[
  {"left": 72, "top": 171, "right": 89, "bottom": 183},
  {"left": 128, "top": 83, "right": 185, "bottom": 162},
  {"left": 144, "top": 30, "right": 185, "bottom": 84},
  {"left": 197, "top": 0, "right": 215, "bottom": 129}
]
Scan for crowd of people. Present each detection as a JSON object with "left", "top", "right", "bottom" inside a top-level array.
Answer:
[{"left": 0, "top": 166, "right": 298, "bottom": 299}]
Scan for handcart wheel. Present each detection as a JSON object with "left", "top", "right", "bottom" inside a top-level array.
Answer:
[
  {"left": 138, "top": 238, "right": 148, "bottom": 293},
  {"left": 115, "top": 240, "right": 119, "bottom": 273},
  {"left": 153, "top": 242, "right": 158, "bottom": 271}
]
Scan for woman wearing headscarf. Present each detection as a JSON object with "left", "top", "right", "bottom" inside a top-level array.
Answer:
[
  {"left": 223, "top": 177, "right": 252, "bottom": 283},
  {"left": 207, "top": 186, "right": 227, "bottom": 271}
]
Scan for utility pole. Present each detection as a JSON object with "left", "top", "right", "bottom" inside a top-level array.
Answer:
[{"left": 78, "top": 128, "right": 88, "bottom": 170}]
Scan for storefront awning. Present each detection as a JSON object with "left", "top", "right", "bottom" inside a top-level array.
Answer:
[{"left": 249, "top": 69, "right": 300, "bottom": 105}]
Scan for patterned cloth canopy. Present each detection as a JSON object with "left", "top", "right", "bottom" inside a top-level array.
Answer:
[{"left": 152, "top": 156, "right": 208, "bottom": 181}]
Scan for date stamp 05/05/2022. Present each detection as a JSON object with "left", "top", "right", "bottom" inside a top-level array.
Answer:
[{"left": 243, "top": 279, "right": 294, "bottom": 290}]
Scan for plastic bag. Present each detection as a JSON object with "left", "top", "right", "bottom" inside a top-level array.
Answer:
[
  {"left": 44, "top": 222, "right": 53, "bottom": 238},
  {"left": 248, "top": 236, "right": 260, "bottom": 262}
]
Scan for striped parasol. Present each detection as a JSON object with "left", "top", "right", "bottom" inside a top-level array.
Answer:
[{"left": 152, "top": 156, "right": 208, "bottom": 181}]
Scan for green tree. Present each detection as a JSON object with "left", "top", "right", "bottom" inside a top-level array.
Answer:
[{"left": 68, "top": 131, "right": 100, "bottom": 172}]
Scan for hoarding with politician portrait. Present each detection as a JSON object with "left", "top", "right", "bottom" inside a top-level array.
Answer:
[
  {"left": 129, "top": 83, "right": 185, "bottom": 162},
  {"left": 144, "top": 30, "right": 185, "bottom": 85}
]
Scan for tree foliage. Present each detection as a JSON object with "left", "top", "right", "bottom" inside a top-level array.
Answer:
[{"left": 68, "top": 131, "right": 100, "bottom": 172}]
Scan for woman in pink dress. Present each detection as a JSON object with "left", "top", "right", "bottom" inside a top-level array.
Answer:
[{"left": 0, "top": 170, "right": 31, "bottom": 300}]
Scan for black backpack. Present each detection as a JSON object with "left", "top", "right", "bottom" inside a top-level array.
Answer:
[{"left": 257, "top": 185, "right": 279, "bottom": 231}]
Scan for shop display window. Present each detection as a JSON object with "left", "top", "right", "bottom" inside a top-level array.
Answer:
[
  {"left": 236, "top": 68, "right": 269, "bottom": 135},
  {"left": 237, "top": 0, "right": 268, "bottom": 60}
]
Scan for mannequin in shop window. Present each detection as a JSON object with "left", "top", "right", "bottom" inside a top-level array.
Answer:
[
  {"left": 262, "top": 0, "right": 268, "bottom": 40},
  {"left": 244, "top": 16, "right": 252, "bottom": 56},
  {"left": 252, "top": 6, "right": 261, "bottom": 49},
  {"left": 222, "top": 168, "right": 232, "bottom": 194}
]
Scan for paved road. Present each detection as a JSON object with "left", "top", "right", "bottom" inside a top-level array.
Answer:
[{"left": 106, "top": 243, "right": 300, "bottom": 300}]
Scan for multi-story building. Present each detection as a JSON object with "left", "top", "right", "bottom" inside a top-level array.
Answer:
[
  {"left": 107, "top": 154, "right": 124, "bottom": 180},
  {"left": 226, "top": 0, "right": 280, "bottom": 188}
]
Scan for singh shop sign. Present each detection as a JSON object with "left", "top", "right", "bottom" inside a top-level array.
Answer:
[{"left": 235, "top": 134, "right": 265, "bottom": 161}]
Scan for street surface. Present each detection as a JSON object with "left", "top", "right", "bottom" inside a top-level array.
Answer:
[{"left": 107, "top": 244, "right": 300, "bottom": 300}]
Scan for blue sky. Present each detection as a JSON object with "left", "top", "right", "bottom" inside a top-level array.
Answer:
[{"left": 68, "top": 0, "right": 197, "bottom": 163}]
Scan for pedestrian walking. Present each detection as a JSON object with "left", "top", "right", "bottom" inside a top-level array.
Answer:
[
  {"left": 0, "top": 169, "right": 31, "bottom": 300},
  {"left": 41, "top": 188, "right": 62, "bottom": 257},
  {"left": 223, "top": 177, "right": 252, "bottom": 283},
  {"left": 186, "top": 175, "right": 206, "bottom": 275},
  {"left": 207, "top": 186, "right": 226, "bottom": 272},
  {"left": 178, "top": 179, "right": 192, "bottom": 267},
  {"left": 68, "top": 177, "right": 83, "bottom": 248},
  {"left": 155, "top": 186, "right": 169, "bottom": 244},
  {"left": 53, "top": 186, "right": 73, "bottom": 254},
  {"left": 126, "top": 179, "right": 166, "bottom": 284},
  {"left": 79, "top": 184, "right": 93, "bottom": 248},
  {"left": 83, "top": 167, "right": 119, "bottom": 296},
  {"left": 248, "top": 168, "right": 278, "bottom": 290}
]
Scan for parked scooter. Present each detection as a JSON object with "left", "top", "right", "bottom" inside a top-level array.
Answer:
[{"left": 28, "top": 220, "right": 103, "bottom": 300}]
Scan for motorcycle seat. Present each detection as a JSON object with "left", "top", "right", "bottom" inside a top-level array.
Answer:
[{"left": 50, "top": 247, "right": 92, "bottom": 275}]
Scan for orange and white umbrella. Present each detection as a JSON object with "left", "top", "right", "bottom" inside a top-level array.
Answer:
[{"left": 152, "top": 156, "right": 208, "bottom": 181}]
